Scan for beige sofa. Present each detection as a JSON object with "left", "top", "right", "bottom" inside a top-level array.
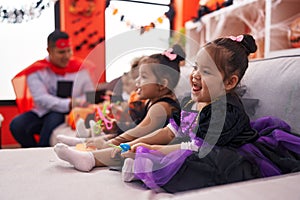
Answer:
[
  {"left": 1, "top": 147, "right": 300, "bottom": 200},
  {"left": 1, "top": 55, "right": 300, "bottom": 200}
]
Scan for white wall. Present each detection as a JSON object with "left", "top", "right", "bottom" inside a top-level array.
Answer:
[
  {"left": 105, "top": 0, "right": 171, "bottom": 82},
  {"left": 0, "top": 0, "right": 171, "bottom": 99},
  {"left": 0, "top": 0, "right": 55, "bottom": 100}
]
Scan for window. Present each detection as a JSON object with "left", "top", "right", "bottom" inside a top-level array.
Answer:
[{"left": 105, "top": 0, "right": 171, "bottom": 82}]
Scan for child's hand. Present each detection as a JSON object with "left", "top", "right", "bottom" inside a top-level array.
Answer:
[
  {"left": 111, "top": 143, "right": 131, "bottom": 158},
  {"left": 120, "top": 150, "right": 135, "bottom": 159},
  {"left": 85, "top": 134, "right": 116, "bottom": 149},
  {"left": 85, "top": 139, "right": 97, "bottom": 149},
  {"left": 101, "top": 119, "right": 118, "bottom": 134},
  {"left": 111, "top": 146, "right": 122, "bottom": 158},
  {"left": 130, "top": 142, "right": 152, "bottom": 152},
  {"left": 120, "top": 143, "right": 152, "bottom": 159}
]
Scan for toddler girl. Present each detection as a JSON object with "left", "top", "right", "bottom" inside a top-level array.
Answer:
[
  {"left": 120, "top": 34, "right": 300, "bottom": 193},
  {"left": 54, "top": 49, "right": 182, "bottom": 171}
]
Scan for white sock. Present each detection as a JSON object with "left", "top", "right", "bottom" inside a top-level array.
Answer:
[
  {"left": 122, "top": 158, "right": 136, "bottom": 182},
  {"left": 76, "top": 118, "right": 90, "bottom": 138},
  {"left": 90, "top": 120, "right": 105, "bottom": 138},
  {"left": 54, "top": 143, "right": 95, "bottom": 172},
  {"left": 57, "top": 135, "right": 86, "bottom": 146},
  {"left": 89, "top": 120, "right": 98, "bottom": 137}
]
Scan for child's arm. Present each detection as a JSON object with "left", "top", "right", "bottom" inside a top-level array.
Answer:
[
  {"left": 111, "top": 125, "right": 176, "bottom": 158},
  {"left": 109, "top": 101, "right": 175, "bottom": 145},
  {"left": 128, "top": 126, "right": 176, "bottom": 147},
  {"left": 130, "top": 143, "right": 181, "bottom": 155}
]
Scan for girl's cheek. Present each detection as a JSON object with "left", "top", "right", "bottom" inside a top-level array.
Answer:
[
  {"left": 139, "top": 79, "right": 144, "bottom": 86},
  {"left": 189, "top": 73, "right": 194, "bottom": 81}
]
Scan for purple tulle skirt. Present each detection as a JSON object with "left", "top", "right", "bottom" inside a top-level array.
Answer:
[{"left": 133, "top": 116, "right": 300, "bottom": 190}]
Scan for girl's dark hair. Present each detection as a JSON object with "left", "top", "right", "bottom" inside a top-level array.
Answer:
[
  {"left": 47, "top": 30, "right": 69, "bottom": 48},
  {"left": 141, "top": 51, "right": 180, "bottom": 90},
  {"left": 204, "top": 34, "right": 257, "bottom": 83},
  {"left": 172, "top": 44, "right": 186, "bottom": 62}
]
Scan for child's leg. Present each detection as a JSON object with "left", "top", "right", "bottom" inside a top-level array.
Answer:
[
  {"left": 93, "top": 147, "right": 123, "bottom": 167},
  {"left": 54, "top": 143, "right": 123, "bottom": 170},
  {"left": 54, "top": 143, "right": 95, "bottom": 172}
]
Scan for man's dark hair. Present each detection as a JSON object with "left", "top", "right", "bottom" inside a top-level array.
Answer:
[{"left": 47, "top": 30, "right": 69, "bottom": 48}]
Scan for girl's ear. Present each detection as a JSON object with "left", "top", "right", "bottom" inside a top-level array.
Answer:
[
  {"left": 225, "top": 75, "right": 239, "bottom": 91},
  {"left": 160, "top": 78, "right": 169, "bottom": 90}
]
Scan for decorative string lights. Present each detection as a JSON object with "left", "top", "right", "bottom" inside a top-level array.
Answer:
[
  {"left": 108, "top": 3, "right": 170, "bottom": 35},
  {"left": 0, "top": 0, "right": 57, "bottom": 23}
]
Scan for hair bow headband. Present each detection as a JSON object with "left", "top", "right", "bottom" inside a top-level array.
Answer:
[
  {"left": 162, "top": 48, "right": 177, "bottom": 61},
  {"left": 228, "top": 35, "right": 244, "bottom": 42}
]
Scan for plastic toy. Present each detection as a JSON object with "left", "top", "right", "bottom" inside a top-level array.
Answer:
[
  {"left": 109, "top": 143, "right": 131, "bottom": 153},
  {"left": 96, "top": 105, "right": 113, "bottom": 130}
]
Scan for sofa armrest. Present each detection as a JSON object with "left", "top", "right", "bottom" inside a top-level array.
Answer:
[{"left": 241, "top": 55, "right": 300, "bottom": 134}]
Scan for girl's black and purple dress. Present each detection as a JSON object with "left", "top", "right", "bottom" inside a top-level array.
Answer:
[{"left": 132, "top": 92, "right": 300, "bottom": 193}]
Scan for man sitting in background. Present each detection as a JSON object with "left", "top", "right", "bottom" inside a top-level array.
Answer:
[{"left": 10, "top": 30, "right": 95, "bottom": 147}]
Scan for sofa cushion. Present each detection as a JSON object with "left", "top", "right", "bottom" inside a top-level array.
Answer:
[
  {"left": 241, "top": 98, "right": 259, "bottom": 117},
  {"left": 240, "top": 55, "right": 300, "bottom": 134}
]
